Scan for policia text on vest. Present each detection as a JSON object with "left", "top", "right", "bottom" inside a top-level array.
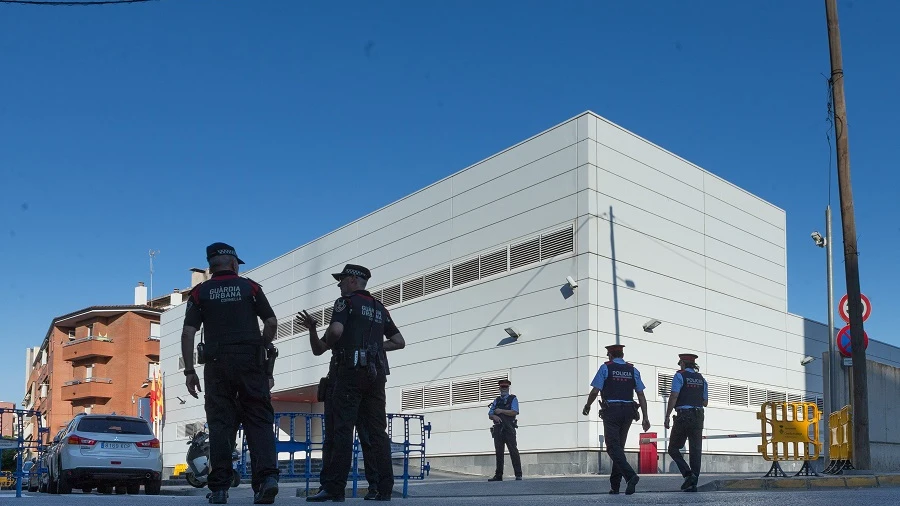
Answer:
[
  {"left": 181, "top": 242, "right": 280, "bottom": 505},
  {"left": 305, "top": 264, "right": 406, "bottom": 503},
  {"left": 582, "top": 344, "right": 650, "bottom": 496}
]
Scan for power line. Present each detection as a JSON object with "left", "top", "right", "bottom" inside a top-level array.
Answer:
[{"left": 0, "top": 0, "right": 155, "bottom": 5}]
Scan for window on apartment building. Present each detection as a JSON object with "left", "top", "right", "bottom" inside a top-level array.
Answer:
[
  {"left": 68, "top": 330, "right": 76, "bottom": 340},
  {"left": 148, "top": 362, "right": 160, "bottom": 380},
  {"left": 85, "top": 365, "right": 93, "bottom": 380},
  {"left": 87, "top": 323, "right": 94, "bottom": 337},
  {"left": 150, "top": 322, "right": 160, "bottom": 340},
  {"left": 84, "top": 406, "right": 92, "bottom": 415}
]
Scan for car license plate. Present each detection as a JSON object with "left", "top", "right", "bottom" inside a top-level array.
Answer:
[{"left": 101, "top": 442, "right": 132, "bottom": 449}]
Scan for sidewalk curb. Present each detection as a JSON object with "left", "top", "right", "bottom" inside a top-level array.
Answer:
[{"left": 700, "top": 474, "right": 900, "bottom": 492}]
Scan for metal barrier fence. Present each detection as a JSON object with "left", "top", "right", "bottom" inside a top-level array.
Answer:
[
  {"left": 756, "top": 401, "right": 821, "bottom": 477},
  {"left": 823, "top": 404, "right": 854, "bottom": 474},
  {"left": 238, "top": 411, "right": 430, "bottom": 499},
  {"left": 0, "top": 408, "right": 48, "bottom": 499}
]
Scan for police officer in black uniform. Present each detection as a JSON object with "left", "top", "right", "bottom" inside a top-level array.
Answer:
[
  {"left": 664, "top": 353, "right": 708, "bottom": 492},
  {"left": 298, "top": 307, "right": 393, "bottom": 501},
  {"left": 487, "top": 379, "right": 522, "bottom": 481},
  {"left": 182, "top": 243, "right": 280, "bottom": 505},
  {"left": 582, "top": 344, "right": 650, "bottom": 495},
  {"left": 307, "top": 264, "right": 405, "bottom": 503}
]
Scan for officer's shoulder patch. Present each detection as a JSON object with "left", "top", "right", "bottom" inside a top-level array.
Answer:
[{"left": 334, "top": 297, "right": 348, "bottom": 313}]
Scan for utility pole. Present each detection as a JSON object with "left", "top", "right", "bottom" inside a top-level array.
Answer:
[{"left": 825, "top": 0, "right": 870, "bottom": 470}]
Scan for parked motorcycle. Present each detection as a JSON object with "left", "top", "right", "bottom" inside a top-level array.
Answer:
[{"left": 184, "top": 426, "right": 241, "bottom": 489}]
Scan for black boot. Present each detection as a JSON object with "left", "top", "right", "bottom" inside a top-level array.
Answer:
[
  {"left": 487, "top": 475, "right": 502, "bottom": 482},
  {"left": 306, "top": 489, "right": 345, "bottom": 502},
  {"left": 254, "top": 476, "right": 279, "bottom": 504},
  {"left": 363, "top": 489, "right": 379, "bottom": 500},
  {"left": 208, "top": 490, "right": 228, "bottom": 504}
]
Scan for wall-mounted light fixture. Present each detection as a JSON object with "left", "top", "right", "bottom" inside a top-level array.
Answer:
[
  {"left": 566, "top": 276, "right": 578, "bottom": 289},
  {"left": 504, "top": 327, "right": 522, "bottom": 339},
  {"left": 643, "top": 319, "right": 662, "bottom": 333},
  {"left": 800, "top": 356, "right": 816, "bottom": 366}
]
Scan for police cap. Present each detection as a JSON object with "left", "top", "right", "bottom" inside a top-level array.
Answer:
[
  {"left": 498, "top": 379, "right": 511, "bottom": 387},
  {"left": 206, "top": 242, "right": 245, "bottom": 265},
  {"left": 605, "top": 344, "right": 625, "bottom": 353},
  {"left": 678, "top": 353, "right": 699, "bottom": 364},
  {"left": 331, "top": 264, "right": 371, "bottom": 281}
]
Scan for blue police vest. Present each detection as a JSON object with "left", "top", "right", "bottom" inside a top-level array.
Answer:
[
  {"left": 675, "top": 370, "right": 705, "bottom": 408},
  {"left": 602, "top": 362, "right": 636, "bottom": 401}
]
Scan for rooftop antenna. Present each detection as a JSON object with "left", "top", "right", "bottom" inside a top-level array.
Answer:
[{"left": 149, "top": 249, "right": 160, "bottom": 302}]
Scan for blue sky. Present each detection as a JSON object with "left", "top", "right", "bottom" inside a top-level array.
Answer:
[{"left": 1, "top": 0, "right": 898, "bottom": 405}]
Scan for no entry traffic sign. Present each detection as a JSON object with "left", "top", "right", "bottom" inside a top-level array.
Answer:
[
  {"left": 836, "top": 325, "right": 869, "bottom": 358},
  {"left": 839, "top": 293, "right": 871, "bottom": 324}
]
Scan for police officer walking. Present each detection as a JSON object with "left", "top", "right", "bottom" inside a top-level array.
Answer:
[
  {"left": 581, "top": 344, "right": 650, "bottom": 495},
  {"left": 487, "top": 379, "right": 522, "bottom": 481},
  {"left": 182, "top": 243, "right": 280, "bottom": 505},
  {"left": 664, "top": 353, "right": 708, "bottom": 492},
  {"left": 307, "top": 264, "right": 405, "bottom": 502},
  {"left": 298, "top": 306, "right": 396, "bottom": 501}
]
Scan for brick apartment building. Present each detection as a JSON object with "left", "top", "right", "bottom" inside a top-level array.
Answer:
[
  {"left": 23, "top": 284, "right": 168, "bottom": 442},
  {"left": 22, "top": 273, "right": 211, "bottom": 444},
  {"left": 1, "top": 401, "right": 15, "bottom": 438}
]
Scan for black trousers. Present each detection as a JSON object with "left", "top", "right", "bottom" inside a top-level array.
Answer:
[
  {"left": 668, "top": 408, "right": 704, "bottom": 478},
  {"left": 321, "top": 368, "right": 394, "bottom": 496},
  {"left": 319, "top": 378, "right": 380, "bottom": 492},
  {"left": 602, "top": 403, "right": 637, "bottom": 490},
  {"left": 492, "top": 425, "right": 522, "bottom": 477},
  {"left": 204, "top": 353, "right": 279, "bottom": 492}
]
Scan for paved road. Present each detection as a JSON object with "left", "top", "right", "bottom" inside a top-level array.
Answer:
[{"left": 2, "top": 488, "right": 900, "bottom": 505}]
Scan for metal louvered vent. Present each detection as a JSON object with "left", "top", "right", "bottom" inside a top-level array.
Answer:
[
  {"left": 480, "top": 374, "right": 508, "bottom": 401},
  {"left": 658, "top": 373, "right": 673, "bottom": 398},
  {"left": 370, "top": 289, "right": 383, "bottom": 302},
  {"left": 729, "top": 385, "right": 748, "bottom": 406},
  {"left": 402, "top": 277, "right": 424, "bottom": 301},
  {"left": 541, "top": 226, "right": 574, "bottom": 260},
  {"left": 401, "top": 387, "right": 424, "bottom": 411},
  {"left": 787, "top": 393, "right": 802, "bottom": 403},
  {"left": 749, "top": 388, "right": 767, "bottom": 407},
  {"left": 382, "top": 284, "right": 401, "bottom": 306},
  {"left": 767, "top": 390, "right": 786, "bottom": 403},
  {"left": 452, "top": 379, "right": 480, "bottom": 405},
  {"left": 708, "top": 382, "right": 729, "bottom": 405},
  {"left": 275, "top": 320, "right": 293, "bottom": 340},
  {"left": 815, "top": 397, "right": 824, "bottom": 412},
  {"left": 509, "top": 237, "right": 540, "bottom": 269},
  {"left": 424, "top": 267, "right": 451, "bottom": 295},
  {"left": 452, "top": 258, "right": 479, "bottom": 286},
  {"left": 423, "top": 383, "right": 451, "bottom": 409},
  {"left": 324, "top": 306, "right": 334, "bottom": 326},
  {"left": 480, "top": 248, "right": 508, "bottom": 278}
]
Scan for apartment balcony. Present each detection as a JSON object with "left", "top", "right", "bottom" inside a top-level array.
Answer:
[
  {"left": 144, "top": 336, "right": 160, "bottom": 359},
  {"left": 61, "top": 377, "right": 114, "bottom": 402},
  {"left": 62, "top": 336, "right": 114, "bottom": 362}
]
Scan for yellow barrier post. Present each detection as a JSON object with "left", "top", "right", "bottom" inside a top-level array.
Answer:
[
  {"left": 756, "top": 401, "right": 822, "bottom": 477},
  {"left": 822, "top": 405, "right": 855, "bottom": 475}
]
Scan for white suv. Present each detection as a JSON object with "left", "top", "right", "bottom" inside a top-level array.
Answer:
[{"left": 50, "top": 414, "right": 162, "bottom": 495}]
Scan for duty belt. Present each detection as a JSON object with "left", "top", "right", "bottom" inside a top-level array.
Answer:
[{"left": 216, "top": 343, "right": 262, "bottom": 355}]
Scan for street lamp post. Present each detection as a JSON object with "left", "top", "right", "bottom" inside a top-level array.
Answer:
[{"left": 813, "top": 205, "right": 841, "bottom": 458}]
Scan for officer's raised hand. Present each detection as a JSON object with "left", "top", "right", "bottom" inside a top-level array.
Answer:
[
  {"left": 296, "top": 310, "right": 318, "bottom": 330},
  {"left": 186, "top": 372, "right": 201, "bottom": 399}
]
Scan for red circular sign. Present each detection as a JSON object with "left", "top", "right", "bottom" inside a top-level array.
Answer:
[
  {"left": 836, "top": 325, "right": 869, "bottom": 357},
  {"left": 838, "top": 293, "right": 872, "bottom": 324}
]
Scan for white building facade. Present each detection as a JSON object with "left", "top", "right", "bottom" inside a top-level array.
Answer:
[{"left": 159, "top": 111, "right": 900, "bottom": 476}]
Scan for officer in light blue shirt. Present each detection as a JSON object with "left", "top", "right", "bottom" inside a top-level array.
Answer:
[
  {"left": 664, "top": 353, "right": 708, "bottom": 492},
  {"left": 487, "top": 379, "right": 522, "bottom": 481},
  {"left": 582, "top": 344, "right": 650, "bottom": 495}
]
